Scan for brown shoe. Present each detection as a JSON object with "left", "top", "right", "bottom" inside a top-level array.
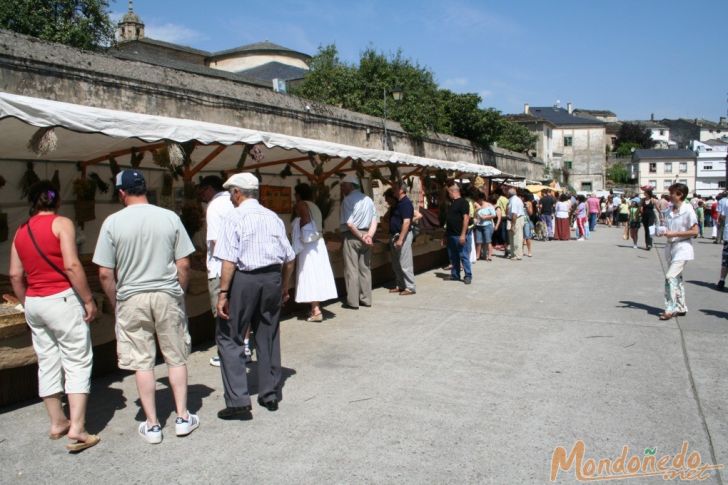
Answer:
[
  {"left": 399, "top": 289, "right": 416, "bottom": 296},
  {"left": 389, "top": 288, "right": 403, "bottom": 293}
]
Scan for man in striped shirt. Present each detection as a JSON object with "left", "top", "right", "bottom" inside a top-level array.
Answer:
[{"left": 213, "top": 172, "right": 296, "bottom": 420}]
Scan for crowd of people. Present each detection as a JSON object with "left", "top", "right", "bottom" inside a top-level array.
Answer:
[{"left": 7, "top": 168, "right": 727, "bottom": 453}]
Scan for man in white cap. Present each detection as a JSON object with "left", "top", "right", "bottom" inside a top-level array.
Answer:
[
  {"left": 214, "top": 172, "right": 296, "bottom": 420},
  {"left": 339, "top": 174, "right": 378, "bottom": 309},
  {"left": 94, "top": 169, "right": 199, "bottom": 444}
]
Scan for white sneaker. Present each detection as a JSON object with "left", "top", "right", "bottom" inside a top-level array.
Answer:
[
  {"left": 633, "top": 245, "right": 638, "bottom": 249},
  {"left": 175, "top": 413, "right": 200, "bottom": 437},
  {"left": 209, "top": 356, "right": 221, "bottom": 367},
  {"left": 577, "top": 237, "right": 584, "bottom": 241},
  {"left": 138, "top": 421, "right": 162, "bottom": 444}
]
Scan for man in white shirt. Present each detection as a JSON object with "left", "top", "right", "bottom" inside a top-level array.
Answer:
[
  {"left": 214, "top": 173, "right": 296, "bottom": 420},
  {"left": 197, "top": 176, "right": 249, "bottom": 367},
  {"left": 340, "top": 174, "right": 378, "bottom": 309},
  {"left": 506, "top": 188, "right": 525, "bottom": 260}
]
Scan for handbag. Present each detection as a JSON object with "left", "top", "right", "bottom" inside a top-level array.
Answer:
[{"left": 300, "top": 203, "right": 321, "bottom": 243}]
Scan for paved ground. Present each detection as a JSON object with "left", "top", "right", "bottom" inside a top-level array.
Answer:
[{"left": 1, "top": 227, "right": 726, "bottom": 484}]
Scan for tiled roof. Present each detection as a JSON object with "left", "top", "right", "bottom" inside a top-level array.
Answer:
[
  {"left": 527, "top": 107, "right": 605, "bottom": 126},
  {"left": 212, "top": 41, "right": 310, "bottom": 59},
  {"left": 632, "top": 149, "right": 696, "bottom": 161},
  {"left": 238, "top": 61, "right": 308, "bottom": 82}
]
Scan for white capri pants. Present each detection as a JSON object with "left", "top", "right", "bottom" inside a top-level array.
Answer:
[{"left": 24, "top": 288, "right": 93, "bottom": 397}]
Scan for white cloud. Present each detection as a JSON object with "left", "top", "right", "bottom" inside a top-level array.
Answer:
[
  {"left": 145, "top": 22, "right": 205, "bottom": 45},
  {"left": 437, "top": 2, "right": 521, "bottom": 36}
]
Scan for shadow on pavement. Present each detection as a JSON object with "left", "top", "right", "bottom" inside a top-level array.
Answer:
[
  {"left": 617, "top": 300, "right": 662, "bottom": 317},
  {"left": 699, "top": 309, "right": 728, "bottom": 320},
  {"left": 133, "top": 380, "right": 215, "bottom": 427},
  {"left": 686, "top": 280, "right": 720, "bottom": 290},
  {"left": 86, "top": 376, "right": 129, "bottom": 434}
]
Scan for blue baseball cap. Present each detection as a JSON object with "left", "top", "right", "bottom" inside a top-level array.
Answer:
[{"left": 115, "top": 170, "right": 146, "bottom": 191}]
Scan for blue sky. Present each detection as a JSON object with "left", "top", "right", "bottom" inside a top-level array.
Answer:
[{"left": 116, "top": 0, "right": 727, "bottom": 121}]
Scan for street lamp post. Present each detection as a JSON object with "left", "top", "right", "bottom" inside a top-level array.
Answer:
[{"left": 382, "top": 87, "right": 403, "bottom": 150}]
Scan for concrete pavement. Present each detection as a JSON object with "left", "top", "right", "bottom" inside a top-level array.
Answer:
[{"left": 0, "top": 226, "right": 726, "bottom": 484}]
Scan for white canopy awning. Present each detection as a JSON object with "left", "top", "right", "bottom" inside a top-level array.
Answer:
[{"left": 0, "top": 91, "right": 501, "bottom": 178}]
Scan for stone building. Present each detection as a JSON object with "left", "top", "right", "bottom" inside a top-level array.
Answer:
[
  {"left": 660, "top": 118, "right": 728, "bottom": 148},
  {"left": 508, "top": 103, "right": 607, "bottom": 191},
  {"left": 114, "top": 3, "right": 311, "bottom": 88}
]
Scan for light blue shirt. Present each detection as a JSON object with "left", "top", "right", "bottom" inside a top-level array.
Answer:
[
  {"left": 507, "top": 195, "right": 525, "bottom": 218},
  {"left": 340, "top": 189, "right": 378, "bottom": 230}
]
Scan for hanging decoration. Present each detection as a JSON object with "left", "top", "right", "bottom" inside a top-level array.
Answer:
[
  {"left": 27, "top": 127, "right": 57, "bottom": 156},
  {"left": 19, "top": 162, "right": 40, "bottom": 198}
]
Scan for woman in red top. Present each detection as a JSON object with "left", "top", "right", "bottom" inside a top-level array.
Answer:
[{"left": 9, "top": 181, "right": 99, "bottom": 452}]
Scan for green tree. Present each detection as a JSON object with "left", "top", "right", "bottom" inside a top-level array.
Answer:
[
  {"left": 497, "top": 119, "right": 537, "bottom": 153},
  {"left": 292, "top": 44, "right": 534, "bottom": 152},
  {"left": 607, "top": 162, "right": 631, "bottom": 184},
  {"left": 615, "top": 123, "right": 655, "bottom": 152},
  {"left": 0, "top": 0, "right": 115, "bottom": 50}
]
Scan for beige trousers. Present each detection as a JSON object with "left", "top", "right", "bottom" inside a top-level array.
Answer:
[
  {"left": 342, "top": 232, "right": 372, "bottom": 307},
  {"left": 24, "top": 288, "right": 93, "bottom": 397},
  {"left": 509, "top": 216, "right": 525, "bottom": 258}
]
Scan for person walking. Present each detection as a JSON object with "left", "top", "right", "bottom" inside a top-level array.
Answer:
[
  {"left": 507, "top": 188, "right": 525, "bottom": 259},
  {"left": 94, "top": 170, "right": 199, "bottom": 444},
  {"left": 628, "top": 200, "right": 641, "bottom": 248},
  {"left": 641, "top": 188, "right": 658, "bottom": 250},
  {"left": 197, "top": 175, "right": 250, "bottom": 367},
  {"left": 475, "top": 193, "right": 497, "bottom": 260},
  {"left": 554, "top": 193, "right": 572, "bottom": 241},
  {"left": 9, "top": 181, "right": 99, "bottom": 453},
  {"left": 539, "top": 189, "right": 556, "bottom": 240},
  {"left": 715, "top": 193, "right": 726, "bottom": 245},
  {"left": 696, "top": 200, "right": 705, "bottom": 238},
  {"left": 586, "top": 193, "right": 600, "bottom": 232},
  {"left": 619, "top": 197, "right": 630, "bottom": 239},
  {"left": 292, "top": 183, "right": 338, "bottom": 321},
  {"left": 657, "top": 183, "right": 698, "bottom": 320},
  {"left": 496, "top": 189, "right": 510, "bottom": 256},
  {"left": 523, "top": 191, "right": 536, "bottom": 257},
  {"left": 385, "top": 182, "right": 416, "bottom": 295},
  {"left": 339, "top": 175, "right": 379, "bottom": 309},
  {"left": 443, "top": 181, "right": 472, "bottom": 283},
  {"left": 575, "top": 195, "right": 588, "bottom": 241},
  {"left": 717, "top": 193, "right": 728, "bottom": 290},
  {"left": 214, "top": 173, "right": 296, "bottom": 419}
]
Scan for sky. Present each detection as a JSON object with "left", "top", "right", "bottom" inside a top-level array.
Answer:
[{"left": 114, "top": 0, "right": 728, "bottom": 121}]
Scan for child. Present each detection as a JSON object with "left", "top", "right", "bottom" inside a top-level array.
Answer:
[
  {"left": 696, "top": 200, "right": 705, "bottom": 238},
  {"left": 629, "top": 201, "right": 641, "bottom": 248}
]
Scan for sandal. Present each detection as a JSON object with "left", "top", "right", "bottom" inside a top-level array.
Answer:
[
  {"left": 658, "top": 313, "right": 674, "bottom": 321},
  {"left": 66, "top": 434, "right": 100, "bottom": 453},
  {"left": 306, "top": 313, "right": 323, "bottom": 322}
]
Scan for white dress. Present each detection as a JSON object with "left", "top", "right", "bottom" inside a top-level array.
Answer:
[{"left": 294, "top": 201, "right": 338, "bottom": 303}]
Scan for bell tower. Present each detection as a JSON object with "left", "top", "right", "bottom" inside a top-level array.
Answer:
[{"left": 117, "top": 1, "right": 145, "bottom": 42}]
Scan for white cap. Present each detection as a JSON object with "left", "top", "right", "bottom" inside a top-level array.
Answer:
[
  {"left": 342, "top": 174, "right": 360, "bottom": 185},
  {"left": 223, "top": 172, "right": 259, "bottom": 190}
]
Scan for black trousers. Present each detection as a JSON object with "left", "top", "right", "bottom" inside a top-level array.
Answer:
[
  {"left": 216, "top": 267, "right": 282, "bottom": 407},
  {"left": 642, "top": 221, "right": 653, "bottom": 248}
]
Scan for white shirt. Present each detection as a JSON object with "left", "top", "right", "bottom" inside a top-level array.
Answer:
[
  {"left": 340, "top": 189, "right": 378, "bottom": 230},
  {"left": 555, "top": 201, "right": 571, "bottom": 218},
  {"left": 507, "top": 195, "right": 525, "bottom": 218},
  {"left": 205, "top": 191, "right": 234, "bottom": 278},
  {"left": 664, "top": 202, "right": 698, "bottom": 263},
  {"left": 214, "top": 199, "right": 295, "bottom": 271},
  {"left": 719, "top": 198, "right": 728, "bottom": 241}
]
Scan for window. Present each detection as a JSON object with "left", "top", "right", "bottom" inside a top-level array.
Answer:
[
  {"left": 704, "top": 164, "right": 713, "bottom": 171},
  {"left": 679, "top": 179, "right": 687, "bottom": 186},
  {"left": 564, "top": 160, "right": 573, "bottom": 169},
  {"left": 649, "top": 180, "right": 657, "bottom": 188},
  {"left": 679, "top": 162, "right": 688, "bottom": 173},
  {"left": 663, "top": 180, "right": 671, "bottom": 190},
  {"left": 664, "top": 162, "right": 672, "bottom": 173},
  {"left": 719, "top": 181, "right": 726, "bottom": 189},
  {"left": 581, "top": 182, "right": 592, "bottom": 191},
  {"left": 649, "top": 162, "right": 657, "bottom": 173},
  {"left": 564, "top": 136, "right": 573, "bottom": 147},
  {"left": 659, "top": 130, "right": 665, "bottom": 136}
]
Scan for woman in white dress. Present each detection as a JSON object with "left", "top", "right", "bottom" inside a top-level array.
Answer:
[{"left": 292, "top": 183, "right": 338, "bottom": 322}]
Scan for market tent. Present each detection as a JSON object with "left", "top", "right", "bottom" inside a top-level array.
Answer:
[{"left": 0, "top": 92, "right": 501, "bottom": 179}]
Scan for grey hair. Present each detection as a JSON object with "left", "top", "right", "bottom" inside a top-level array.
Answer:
[{"left": 240, "top": 188, "right": 259, "bottom": 199}]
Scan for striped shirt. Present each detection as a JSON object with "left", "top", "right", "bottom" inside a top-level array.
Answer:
[
  {"left": 340, "top": 190, "right": 378, "bottom": 231},
  {"left": 214, "top": 199, "right": 295, "bottom": 271}
]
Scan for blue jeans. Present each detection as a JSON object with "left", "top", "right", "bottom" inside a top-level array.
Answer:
[
  {"left": 588, "top": 213, "right": 598, "bottom": 231},
  {"left": 447, "top": 234, "right": 472, "bottom": 280}
]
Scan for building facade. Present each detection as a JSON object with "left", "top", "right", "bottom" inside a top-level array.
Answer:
[
  {"left": 510, "top": 104, "right": 606, "bottom": 191},
  {"left": 691, "top": 140, "right": 728, "bottom": 197},
  {"left": 632, "top": 149, "right": 697, "bottom": 193},
  {"left": 661, "top": 118, "right": 728, "bottom": 148}
]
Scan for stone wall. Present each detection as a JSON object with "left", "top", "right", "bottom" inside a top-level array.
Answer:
[{"left": 0, "top": 30, "right": 542, "bottom": 181}]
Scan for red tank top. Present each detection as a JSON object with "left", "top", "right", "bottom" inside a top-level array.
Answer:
[{"left": 14, "top": 214, "right": 72, "bottom": 297}]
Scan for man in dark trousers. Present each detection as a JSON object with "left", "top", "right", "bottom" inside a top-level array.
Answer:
[
  {"left": 443, "top": 181, "right": 472, "bottom": 284},
  {"left": 214, "top": 172, "right": 295, "bottom": 420}
]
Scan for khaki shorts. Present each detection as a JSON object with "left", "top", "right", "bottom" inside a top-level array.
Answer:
[{"left": 115, "top": 292, "right": 190, "bottom": 371}]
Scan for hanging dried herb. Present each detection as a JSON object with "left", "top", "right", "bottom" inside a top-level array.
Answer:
[
  {"left": 130, "top": 148, "right": 144, "bottom": 168},
  {"left": 27, "top": 127, "right": 57, "bottom": 156},
  {"left": 279, "top": 165, "right": 292, "bottom": 178},
  {"left": 50, "top": 170, "right": 60, "bottom": 192},
  {"left": 19, "top": 162, "right": 40, "bottom": 198},
  {"left": 88, "top": 173, "right": 109, "bottom": 193}
]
